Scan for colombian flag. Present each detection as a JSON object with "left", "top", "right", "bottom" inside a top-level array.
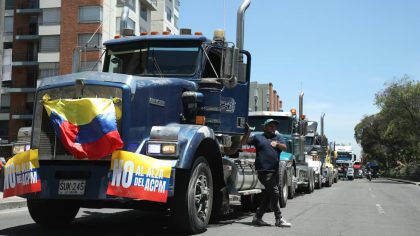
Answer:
[{"left": 43, "top": 97, "right": 124, "bottom": 160}]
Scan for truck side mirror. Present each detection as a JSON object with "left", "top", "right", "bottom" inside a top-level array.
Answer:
[{"left": 220, "top": 46, "right": 239, "bottom": 88}]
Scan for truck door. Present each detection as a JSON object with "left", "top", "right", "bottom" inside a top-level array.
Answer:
[{"left": 219, "top": 51, "right": 251, "bottom": 134}]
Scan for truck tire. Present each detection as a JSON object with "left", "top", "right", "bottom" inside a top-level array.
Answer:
[
  {"left": 315, "top": 174, "right": 322, "bottom": 189},
  {"left": 326, "top": 173, "right": 332, "bottom": 187},
  {"left": 304, "top": 170, "right": 314, "bottom": 194},
  {"left": 173, "top": 156, "right": 213, "bottom": 234},
  {"left": 27, "top": 199, "right": 80, "bottom": 227},
  {"left": 279, "top": 162, "right": 288, "bottom": 208},
  {"left": 287, "top": 168, "right": 295, "bottom": 199},
  {"left": 310, "top": 171, "right": 315, "bottom": 193}
]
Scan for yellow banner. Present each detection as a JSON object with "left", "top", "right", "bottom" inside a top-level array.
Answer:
[
  {"left": 3, "top": 150, "right": 41, "bottom": 198},
  {"left": 106, "top": 150, "right": 173, "bottom": 203}
]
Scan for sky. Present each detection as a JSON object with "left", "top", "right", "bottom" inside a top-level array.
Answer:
[{"left": 179, "top": 0, "right": 420, "bottom": 157}]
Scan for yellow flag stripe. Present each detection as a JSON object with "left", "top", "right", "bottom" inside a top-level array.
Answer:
[{"left": 43, "top": 98, "right": 115, "bottom": 126}]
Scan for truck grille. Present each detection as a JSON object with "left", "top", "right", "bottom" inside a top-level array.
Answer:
[
  {"left": 38, "top": 107, "right": 74, "bottom": 160},
  {"left": 33, "top": 84, "right": 123, "bottom": 160}
]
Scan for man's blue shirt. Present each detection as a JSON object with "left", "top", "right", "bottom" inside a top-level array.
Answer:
[{"left": 248, "top": 132, "right": 286, "bottom": 172}]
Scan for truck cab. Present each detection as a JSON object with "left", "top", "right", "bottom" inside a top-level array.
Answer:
[{"left": 25, "top": 1, "right": 253, "bottom": 233}]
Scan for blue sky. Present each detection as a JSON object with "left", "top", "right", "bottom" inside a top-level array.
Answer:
[{"left": 179, "top": 0, "right": 420, "bottom": 157}]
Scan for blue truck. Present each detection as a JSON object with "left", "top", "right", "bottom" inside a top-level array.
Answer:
[{"left": 25, "top": 1, "right": 258, "bottom": 233}]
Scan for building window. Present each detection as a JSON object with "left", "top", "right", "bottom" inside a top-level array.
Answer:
[
  {"left": 5, "top": 0, "right": 14, "bottom": 10},
  {"left": 166, "top": 7, "right": 172, "bottom": 22},
  {"left": 79, "top": 61, "right": 102, "bottom": 72},
  {"left": 39, "top": 63, "right": 59, "bottom": 79},
  {"left": 116, "top": 17, "right": 136, "bottom": 34},
  {"left": 140, "top": 5, "right": 148, "bottom": 21},
  {"left": 174, "top": 15, "right": 179, "bottom": 29},
  {"left": 42, "top": 8, "right": 61, "bottom": 25},
  {"left": 79, "top": 6, "right": 102, "bottom": 23},
  {"left": 4, "top": 16, "right": 13, "bottom": 33},
  {"left": 78, "top": 34, "right": 102, "bottom": 51},
  {"left": 40, "top": 35, "right": 60, "bottom": 52},
  {"left": 117, "top": 0, "right": 135, "bottom": 11}
]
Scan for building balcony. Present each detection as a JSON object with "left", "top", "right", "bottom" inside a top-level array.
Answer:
[
  {"left": 15, "top": 26, "right": 40, "bottom": 41},
  {"left": 141, "top": 0, "right": 157, "bottom": 11},
  {"left": 12, "top": 53, "right": 39, "bottom": 67},
  {"left": 11, "top": 106, "right": 34, "bottom": 120}
]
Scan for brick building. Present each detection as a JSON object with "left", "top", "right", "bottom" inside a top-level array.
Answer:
[{"left": 0, "top": 0, "right": 179, "bottom": 142}]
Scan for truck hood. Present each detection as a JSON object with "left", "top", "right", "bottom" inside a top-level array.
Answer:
[{"left": 37, "top": 71, "right": 198, "bottom": 94}]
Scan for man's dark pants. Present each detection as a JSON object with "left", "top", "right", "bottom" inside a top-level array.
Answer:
[{"left": 255, "top": 171, "right": 282, "bottom": 220}]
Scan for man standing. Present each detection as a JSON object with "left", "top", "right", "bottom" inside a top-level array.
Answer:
[{"left": 242, "top": 119, "right": 292, "bottom": 227}]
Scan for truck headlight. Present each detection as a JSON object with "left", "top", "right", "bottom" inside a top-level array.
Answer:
[
  {"left": 162, "top": 144, "right": 177, "bottom": 154},
  {"left": 146, "top": 141, "right": 178, "bottom": 156}
]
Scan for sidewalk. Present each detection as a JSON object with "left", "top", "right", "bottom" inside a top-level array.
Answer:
[
  {"left": 0, "top": 192, "right": 27, "bottom": 211},
  {"left": 386, "top": 177, "right": 420, "bottom": 186}
]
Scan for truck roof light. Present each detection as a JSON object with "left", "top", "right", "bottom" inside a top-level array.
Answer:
[
  {"left": 180, "top": 28, "right": 192, "bottom": 35},
  {"left": 162, "top": 31, "right": 171, "bottom": 35},
  {"left": 213, "top": 29, "right": 225, "bottom": 41},
  {"left": 140, "top": 32, "right": 148, "bottom": 36},
  {"left": 194, "top": 32, "right": 203, "bottom": 36},
  {"left": 151, "top": 31, "right": 159, "bottom": 35},
  {"left": 195, "top": 116, "right": 206, "bottom": 125},
  {"left": 114, "top": 34, "right": 121, "bottom": 39}
]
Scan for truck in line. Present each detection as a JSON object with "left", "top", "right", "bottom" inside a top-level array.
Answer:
[{"left": 23, "top": 1, "right": 266, "bottom": 233}]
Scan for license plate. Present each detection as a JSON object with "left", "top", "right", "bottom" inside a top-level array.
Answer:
[{"left": 58, "top": 180, "right": 86, "bottom": 195}]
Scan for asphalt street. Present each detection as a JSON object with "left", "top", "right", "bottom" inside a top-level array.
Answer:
[{"left": 0, "top": 178, "right": 419, "bottom": 236}]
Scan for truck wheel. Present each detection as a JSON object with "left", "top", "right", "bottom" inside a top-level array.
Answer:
[
  {"left": 279, "top": 162, "right": 288, "bottom": 208},
  {"left": 310, "top": 171, "right": 315, "bottom": 193},
  {"left": 173, "top": 156, "right": 213, "bottom": 234},
  {"left": 287, "top": 168, "right": 295, "bottom": 199},
  {"left": 27, "top": 199, "right": 80, "bottom": 227},
  {"left": 304, "top": 170, "right": 313, "bottom": 194},
  {"left": 315, "top": 174, "right": 322, "bottom": 189},
  {"left": 326, "top": 173, "right": 332, "bottom": 187}
]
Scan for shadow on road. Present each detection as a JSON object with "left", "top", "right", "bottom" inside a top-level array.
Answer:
[{"left": 0, "top": 207, "right": 256, "bottom": 236}]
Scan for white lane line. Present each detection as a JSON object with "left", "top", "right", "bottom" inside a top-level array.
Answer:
[
  {"left": 0, "top": 207, "right": 28, "bottom": 215},
  {"left": 376, "top": 204, "right": 385, "bottom": 214}
]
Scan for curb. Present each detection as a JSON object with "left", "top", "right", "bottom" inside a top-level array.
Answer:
[
  {"left": 0, "top": 199, "right": 27, "bottom": 211},
  {"left": 386, "top": 178, "right": 420, "bottom": 186}
]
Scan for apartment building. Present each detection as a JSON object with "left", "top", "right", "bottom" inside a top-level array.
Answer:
[
  {"left": 0, "top": 0, "right": 177, "bottom": 142},
  {"left": 150, "top": 0, "right": 179, "bottom": 34},
  {"left": 249, "top": 82, "right": 283, "bottom": 112}
]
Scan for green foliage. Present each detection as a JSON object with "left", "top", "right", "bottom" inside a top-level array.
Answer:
[{"left": 354, "top": 76, "right": 420, "bottom": 170}]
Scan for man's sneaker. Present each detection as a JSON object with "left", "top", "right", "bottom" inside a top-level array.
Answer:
[
  {"left": 275, "top": 218, "right": 292, "bottom": 227},
  {"left": 251, "top": 216, "right": 271, "bottom": 226}
]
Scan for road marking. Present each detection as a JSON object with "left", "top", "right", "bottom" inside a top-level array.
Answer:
[
  {"left": 370, "top": 193, "right": 376, "bottom": 198},
  {"left": 376, "top": 204, "right": 385, "bottom": 214},
  {"left": 0, "top": 207, "right": 28, "bottom": 215}
]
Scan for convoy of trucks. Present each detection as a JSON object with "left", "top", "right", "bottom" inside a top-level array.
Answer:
[{"left": 0, "top": 0, "right": 365, "bottom": 234}]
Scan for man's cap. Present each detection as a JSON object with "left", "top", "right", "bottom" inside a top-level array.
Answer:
[{"left": 263, "top": 118, "right": 279, "bottom": 126}]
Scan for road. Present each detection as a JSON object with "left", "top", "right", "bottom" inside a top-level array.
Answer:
[{"left": 0, "top": 178, "right": 419, "bottom": 236}]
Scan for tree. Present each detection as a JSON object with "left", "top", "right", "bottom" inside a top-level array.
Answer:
[{"left": 355, "top": 77, "right": 420, "bottom": 169}]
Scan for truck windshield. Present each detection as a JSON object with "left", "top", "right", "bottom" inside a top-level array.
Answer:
[
  {"left": 337, "top": 152, "right": 352, "bottom": 161},
  {"left": 106, "top": 46, "right": 200, "bottom": 77},
  {"left": 248, "top": 116, "right": 292, "bottom": 134}
]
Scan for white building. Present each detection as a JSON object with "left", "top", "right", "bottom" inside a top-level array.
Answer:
[{"left": 151, "top": 0, "right": 179, "bottom": 34}]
